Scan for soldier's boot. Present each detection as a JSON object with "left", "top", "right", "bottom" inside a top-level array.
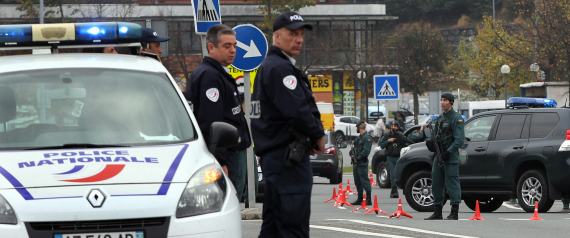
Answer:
[
  {"left": 390, "top": 187, "right": 399, "bottom": 198},
  {"left": 445, "top": 205, "right": 459, "bottom": 220},
  {"left": 366, "top": 191, "right": 372, "bottom": 205},
  {"left": 352, "top": 193, "right": 363, "bottom": 206},
  {"left": 424, "top": 205, "right": 443, "bottom": 220}
]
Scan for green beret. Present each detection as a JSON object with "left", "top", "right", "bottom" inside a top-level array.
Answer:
[{"left": 441, "top": 93, "right": 455, "bottom": 101}]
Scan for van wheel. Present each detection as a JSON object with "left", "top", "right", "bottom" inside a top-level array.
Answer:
[
  {"left": 517, "top": 170, "right": 555, "bottom": 213},
  {"left": 376, "top": 162, "right": 390, "bottom": 188},
  {"left": 404, "top": 170, "right": 435, "bottom": 212},
  {"left": 334, "top": 131, "right": 345, "bottom": 143}
]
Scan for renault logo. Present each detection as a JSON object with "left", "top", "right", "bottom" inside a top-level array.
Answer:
[{"left": 87, "top": 189, "right": 106, "bottom": 208}]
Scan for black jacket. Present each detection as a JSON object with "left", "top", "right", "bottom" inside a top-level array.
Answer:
[
  {"left": 184, "top": 56, "right": 251, "bottom": 165},
  {"left": 250, "top": 46, "right": 324, "bottom": 156}
]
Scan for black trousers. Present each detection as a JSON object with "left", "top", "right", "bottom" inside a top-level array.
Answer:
[{"left": 258, "top": 147, "right": 312, "bottom": 238}]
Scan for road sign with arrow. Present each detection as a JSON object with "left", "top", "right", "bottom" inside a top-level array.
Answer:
[
  {"left": 231, "top": 24, "right": 268, "bottom": 71},
  {"left": 374, "top": 75, "right": 400, "bottom": 100}
]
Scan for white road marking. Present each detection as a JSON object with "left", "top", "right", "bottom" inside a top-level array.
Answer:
[
  {"left": 376, "top": 215, "right": 390, "bottom": 218},
  {"left": 310, "top": 225, "right": 414, "bottom": 238},
  {"left": 328, "top": 219, "right": 478, "bottom": 238},
  {"left": 500, "top": 218, "right": 538, "bottom": 220},
  {"left": 502, "top": 203, "right": 523, "bottom": 210}
]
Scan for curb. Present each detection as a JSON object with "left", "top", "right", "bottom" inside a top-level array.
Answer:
[{"left": 241, "top": 208, "right": 262, "bottom": 220}]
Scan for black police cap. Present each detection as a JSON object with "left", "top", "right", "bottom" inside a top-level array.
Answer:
[
  {"left": 441, "top": 92, "right": 455, "bottom": 102},
  {"left": 140, "top": 28, "right": 170, "bottom": 43},
  {"left": 356, "top": 121, "right": 365, "bottom": 128},
  {"left": 273, "top": 11, "right": 313, "bottom": 31}
]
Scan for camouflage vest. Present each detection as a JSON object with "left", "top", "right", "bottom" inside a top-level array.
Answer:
[{"left": 436, "top": 110, "right": 459, "bottom": 150}]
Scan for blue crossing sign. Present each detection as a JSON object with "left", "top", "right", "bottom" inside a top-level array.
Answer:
[
  {"left": 231, "top": 25, "right": 268, "bottom": 72},
  {"left": 191, "top": 0, "right": 221, "bottom": 34},
  {"left": 374, "top": 75, "right": 400, "bottom": 100}
]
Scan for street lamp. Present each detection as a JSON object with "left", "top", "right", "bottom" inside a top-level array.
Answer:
[
  {"left": 357, "top": 70, "right": 367, "bottom": 119},
  {"left": 501, "top": 64, "right": 511, "bottom": 108},
  {"left": 530, "top": 63, "right": 540, "bottom": 82}
]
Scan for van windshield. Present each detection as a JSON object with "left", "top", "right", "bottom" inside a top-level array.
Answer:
[{"left": 0, "top": 68, "right": 195, "bottom": 150}]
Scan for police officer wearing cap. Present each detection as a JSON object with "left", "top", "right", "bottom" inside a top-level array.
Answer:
[
  {"left": 184, "top": 24, "right": 251, "bottom": 189},
  {"left": 424, "top": 93, "right": 465, "bottom": 220},
  {"left": 140, "top": 28, "right": 169, "bottom": 57},
  {"left": 251, "top": 11, "right": 324, "bottom": 238},
  {"left": 351, "top": 121, "right": 373, "bottom": 205},
  {"left": 379, "top": 121, "right": 411, "bottom": 198}
]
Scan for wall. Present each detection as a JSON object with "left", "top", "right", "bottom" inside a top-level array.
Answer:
[{"left": 314, "top": 92, "right": 333, "bottom": 103}]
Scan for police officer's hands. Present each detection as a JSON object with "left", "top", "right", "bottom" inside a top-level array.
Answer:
[
  {"left": 420, "top": 125, "right": 425, "bottom": 131},
  {"left": 442, "top": 150, "right": 451, "bottom": 161},
  {"left": 388, "top": 138, "right": 397, "bottom": 142},
  {"left": 310, "top": 136, "right": 325, "bottom": 156},
  {"left": 222, "top": 165, "right": 229, "bottom": 176}
]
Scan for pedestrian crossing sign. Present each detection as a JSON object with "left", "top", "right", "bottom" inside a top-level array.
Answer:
[
  {"left": 374, "top": 75, "right": 399, "bottom": 100},
  {"left": 191, "top": 0, "right": 222, "bottom": 35}
]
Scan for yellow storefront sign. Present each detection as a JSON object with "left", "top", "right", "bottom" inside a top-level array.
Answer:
[
  {"left": 343, "top": 72, "right": 355, "bottom": 90},
  {"left": 308, "top": 75, "right": 333, "bottom": 92},
  {"left": 228, "top": 65, "right": 257, "bottom": 93}
]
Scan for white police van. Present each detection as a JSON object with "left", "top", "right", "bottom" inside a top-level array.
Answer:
[{"left": 0, "top": 23, "right": 241, "bottom": 238}]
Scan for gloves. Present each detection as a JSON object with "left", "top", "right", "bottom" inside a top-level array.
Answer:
[{"left": 442, "top": 150, "right": 451, "bottom": 161}]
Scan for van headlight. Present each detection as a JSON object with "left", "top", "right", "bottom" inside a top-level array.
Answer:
[
  {"left": 0, "top": 194, "right": 17, "bottom": 224},
  {"left": 176, "top": 164, "right": 227, "bottom": 218},
  {"left": 400, "top": 146, "right": 411, "bottom": 157}
]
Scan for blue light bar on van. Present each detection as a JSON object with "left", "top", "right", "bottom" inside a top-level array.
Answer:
[
  {"left": 0, "top": 25, "right": 32, "bottom": 45},
  {"left": 507, "top": 97, "right": 557, "bottom": 108},
  {"left": 0, "top": 22, "right": 141, "bottom": 46}
]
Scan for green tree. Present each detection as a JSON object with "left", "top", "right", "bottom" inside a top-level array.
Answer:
[
  {"left": 384, "top": 23, "right": 451, "bottom": 124},
  {"left": 246, "top": 0, "right": 315, "bottom": 42}
]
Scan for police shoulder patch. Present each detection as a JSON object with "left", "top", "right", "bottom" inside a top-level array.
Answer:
[
  {"left": 283, "top": 75, "right": 297, "bottom": 90},
  {"left": 458, "top": 120, "right": 463, "bottom": 123},
  {"left": 206, "top": 88, "right": 220, "bottom": 102}
]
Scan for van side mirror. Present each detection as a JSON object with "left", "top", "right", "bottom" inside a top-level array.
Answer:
[
  {"left": 208, "top": 122, "right": 239, "bottom": 154},
  {"left": 339, "top": 143, "right": 348, "bottom": 149}
]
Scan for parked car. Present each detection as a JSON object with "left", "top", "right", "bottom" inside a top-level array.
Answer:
[
  {"left": 334, "top": 115, "right": 376, "bottom": 142},
  {"left": 317, "top": 102, "right": 335, "bottom": 131},
  {"left": 397, "top": 100, "right": 429, "bottom": 117},
  {"left": 367, "top": 102, "right": 388, "bottom": 123},
  {"left": 395, "top": 99, "right": 570, "bottom": 213}
]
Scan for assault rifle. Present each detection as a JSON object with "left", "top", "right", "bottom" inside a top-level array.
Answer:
[
  {"left": 348, "top": 126, "right": 357, "bottom": 165},
  {"left": 425, "top": 121, "right": 444, "bottom": 167}
]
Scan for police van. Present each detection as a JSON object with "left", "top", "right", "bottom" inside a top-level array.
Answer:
[
  {"left": 395, "top": 97, "right": 569, "bottom": 213},
  {"left": 0, "top": 23, "right": 240, "bottom": 238},
  {"left": 458, "top": 100, "right": 506, "bottom": 119}
]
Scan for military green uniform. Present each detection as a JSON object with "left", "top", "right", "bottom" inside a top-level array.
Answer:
[
  {"left": 408, "top": 130, "right": 425, "bottom": 143},
  {"left": 353, "top": 131, "right": 373, "bottom": 194},
  {"left": 431, "top": 108, "right": 465, "bottom": 206},
  {"left": 379, "top": 130, "right": 409, "bottom": 188}
]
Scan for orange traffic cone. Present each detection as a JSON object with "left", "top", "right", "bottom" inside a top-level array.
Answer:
[
  {"left": 389, "top": 198, "right": 413, "bottom": 218},
  {"left": 364, "top": 195, "right": 387, "bottom": 215},
  {"left": 352, "top": 193, "right": 369, "bottom": 212},
  {"left": 529, "top": 201, "right": 542, "bottom": 220},
  {"left": 324, "top": 188, "right": 337, "bottom": 203},
  {"left": 335, "top": 189, "right": 354, "bottom": 207},
  {"left": 345, "top": 179, "right": 355, "bottom": 195},
  {"left": 369, "top": 173, "right": 378, "bottom": 186},
  {"left": 468, "top": 200, "right": 484, "bottom": 220}
]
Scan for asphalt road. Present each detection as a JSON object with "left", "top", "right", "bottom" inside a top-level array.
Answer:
[{"left": 242, "top": 176, "right": 570, "bottom": 238}]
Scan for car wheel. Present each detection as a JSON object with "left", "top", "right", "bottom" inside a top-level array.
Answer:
[
  {"left": 517, "top": 170, "right": 555, "bottom": 213},
  {"left": 334, "top": 131, "right": 345, "bottom": 143},
  {"left": 376, "top": 162, "right": 390, "bottom": 188},
  {"left": 330, "top": 170, "right": 342, "bottom": 184},
  {"left": 464, "top": 196, "right": 503, "bottom": 213},
  {"left": 404, "top": 170, "right": 436, "bottom": 212}
]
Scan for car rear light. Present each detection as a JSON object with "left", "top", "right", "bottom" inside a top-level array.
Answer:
[
  {"left": 324, "top": 146, "right": 335, "bottom": 154},
  {"left": 559, "top": 130, "right": 570, "bottom": 151}
]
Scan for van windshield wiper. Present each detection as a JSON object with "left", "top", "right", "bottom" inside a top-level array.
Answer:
[{"left": 25, "top": 143, "right": 130, "bottom": 150}]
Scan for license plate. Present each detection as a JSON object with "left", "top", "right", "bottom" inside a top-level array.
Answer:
[{"left": 55, "top": 231, "right": 143, "bottom": 238}]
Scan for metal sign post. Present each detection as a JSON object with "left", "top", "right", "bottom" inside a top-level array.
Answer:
[{"left": 231, "top": 24, "right": 268, "bottom": 209}]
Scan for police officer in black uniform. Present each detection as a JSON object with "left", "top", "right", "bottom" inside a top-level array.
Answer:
[
  {"left": 184, "top": 24, "right": 251, "bottom": 188},
  {"left": 251, "top": 11, "right": 325, "bottom": 238}
]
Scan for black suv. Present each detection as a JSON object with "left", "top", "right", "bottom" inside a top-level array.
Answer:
[{"left": 394, "top": 108, "right": 570, "bottom": 213}]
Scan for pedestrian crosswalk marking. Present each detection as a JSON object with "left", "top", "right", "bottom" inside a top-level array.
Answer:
[
  {"left": 378, "top": 80, "right": 396, "bottom": 96},
  {"left": 196, "top": 0, "right": 219, "bottom": 22}
]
